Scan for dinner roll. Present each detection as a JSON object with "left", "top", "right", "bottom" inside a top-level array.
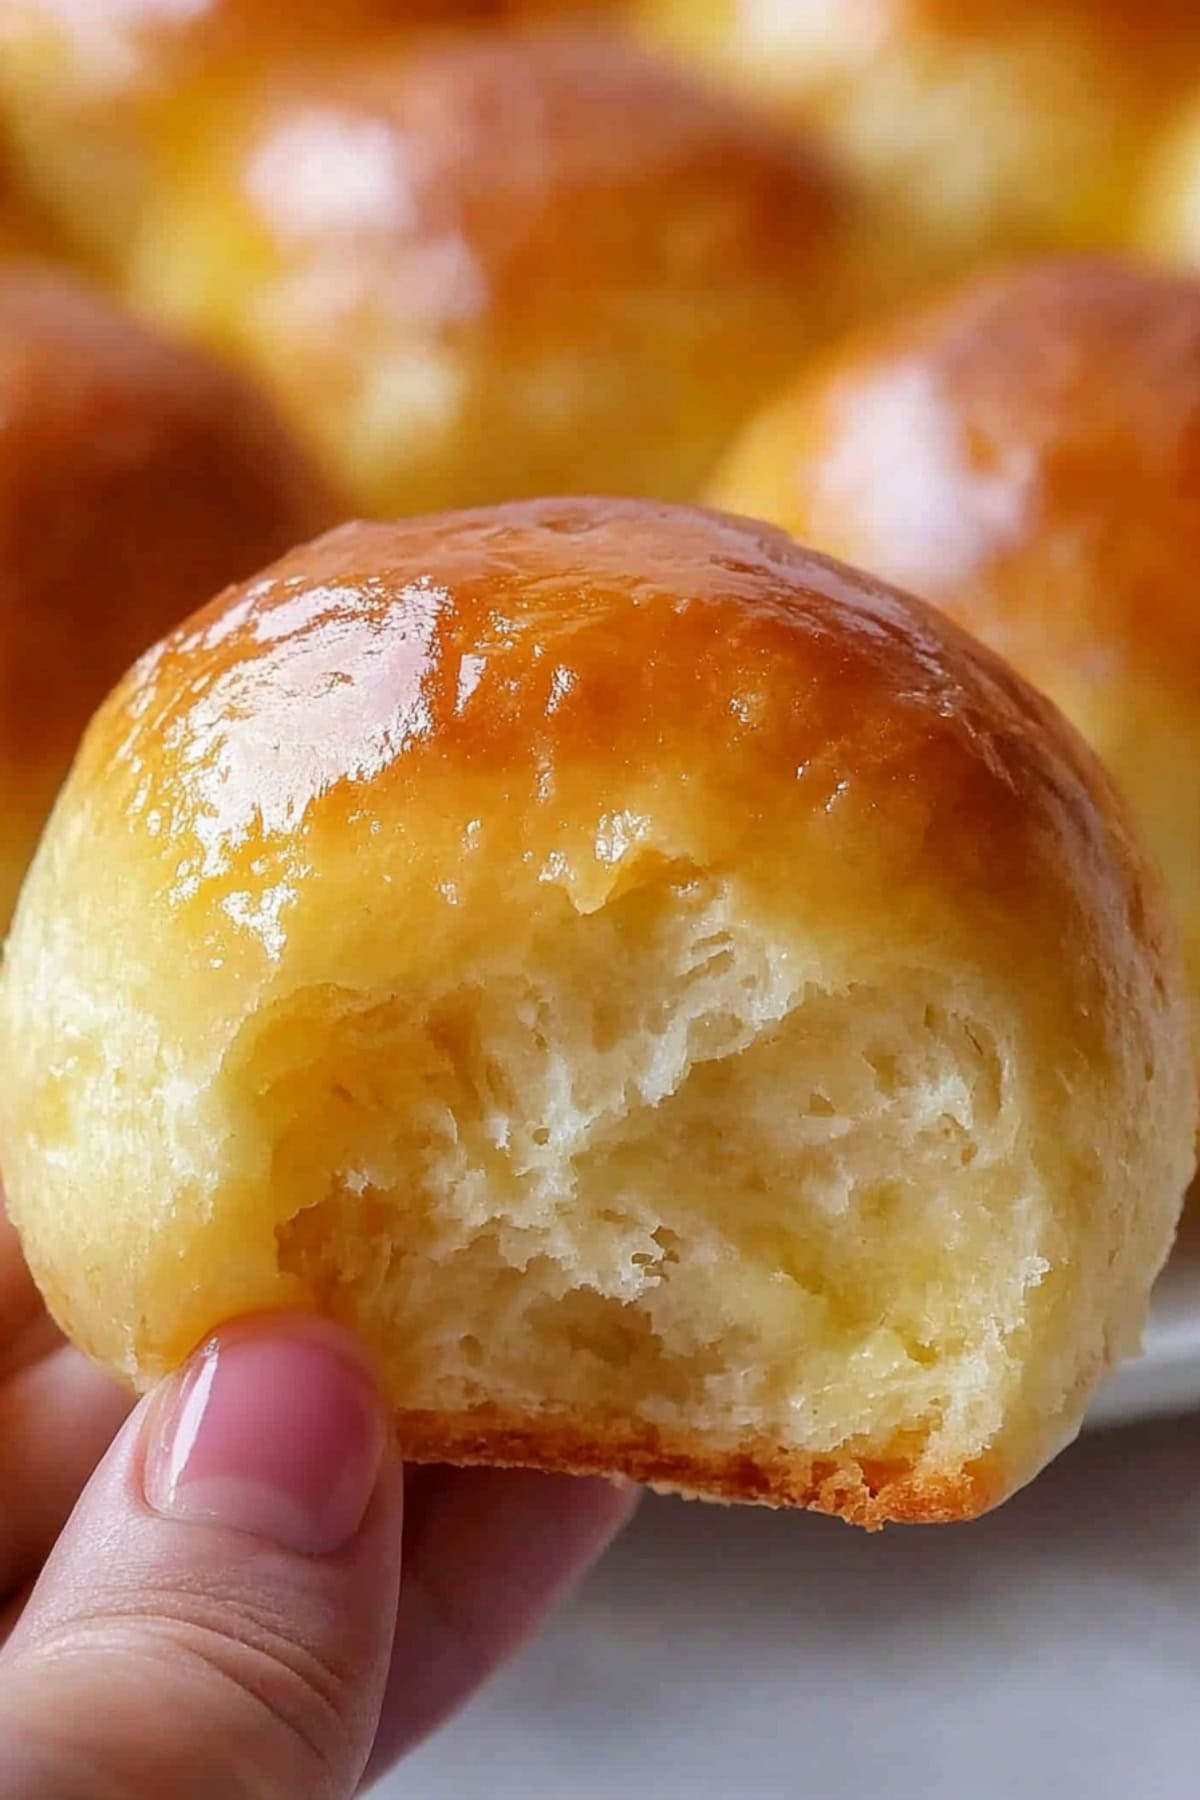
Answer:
[
  {"left": 0, "top": 0, "right": 493, "bottom": 265},
  {"left": 124, "top": 30, "right": 845, "bottom": 516},
  {"left": 634, "top": 0, "right": 1200, "bottom": 290},
  {"left": 1, "top": 498, "right": 1191, "bottom": 1527},
  {"left": 711, "top": 259, "right": 1200, "bottom": 1064},
  {"left": 0, "top": 265, "right": 338, "bottom": 928}
]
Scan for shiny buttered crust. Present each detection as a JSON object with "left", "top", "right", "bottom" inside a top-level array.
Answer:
[
  {"left": 634, "top": 0, "right": 1200, "bottom": 288},
  {"left": 0, "top": 264, "right": 339, "bottom": 928},
  {"left": 123, "top": 30, "right": 846, "bottom": 516},
  {"left": 1, "top": 500, "right": 1192, "bottom": 1526},
  {"left": 0, "top": 0, "right": 496, "bottom": 262},
  {"left": 711, "top": 257, "right": 1200, "bottom": 1059}
]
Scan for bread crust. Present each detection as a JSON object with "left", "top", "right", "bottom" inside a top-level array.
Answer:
[
  {"left": 393, "top": 1407, "right": 1001, "bottom": 1528},
  {"left": 73, "top": 495, "right": 1157, "bottom": 915}
]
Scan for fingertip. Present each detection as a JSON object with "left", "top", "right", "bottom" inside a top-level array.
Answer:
[
  {"left": 142, "top": 1312, "right": 389, "bottom": 1556},
  {"left": 1, "top": 1314, "right": 404, "bottom": 1800}
]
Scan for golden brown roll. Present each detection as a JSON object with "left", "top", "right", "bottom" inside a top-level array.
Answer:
[
  {"left": 634, "top": 0, "right": 1200, "bottom": 291},
  {"left": 1, "top": 498, "right": 1191, "bottom": 1527},
  {"left": 123, "top": 29, "right": 846, "bottom": 516},
  {"left": 0, "top": 264, "right": 339, "bottom": 927},
  {"left": 0, "top": 0, "right": 494, "bottom": 264},
  {"left": 711, "top": 258, "right": 1200, "bottom": 1065},
  {"left": 1138, "top": 89, "right": 1200, "bottom": 269}
]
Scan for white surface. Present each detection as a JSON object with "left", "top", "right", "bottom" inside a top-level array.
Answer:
[
  {"left": 384, "top": 1412, "right": 1200, "bottom": 1800},
  {"left": 1090, "top": 1220, "right": 1200, "bottom": 1427},
  {"left": 377, "top": 1235, "right": 1200, "bottom": 1800}
]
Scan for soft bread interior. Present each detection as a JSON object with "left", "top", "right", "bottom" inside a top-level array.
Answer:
[{"left": 219, "top": 864, "right": 1060, "bottom": 1480}]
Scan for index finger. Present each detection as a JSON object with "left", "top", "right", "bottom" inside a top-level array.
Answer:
[
  {"left": 363, "top": 1465, "right": 637, "bottom": 1786},
  {"left": 0, "top": 1194, "right": 56, "bottom": 1379}
]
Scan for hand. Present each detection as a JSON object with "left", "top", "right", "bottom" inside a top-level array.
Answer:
[{"left": 0, "top": 1207, "right": 636, "bottom": 1797}]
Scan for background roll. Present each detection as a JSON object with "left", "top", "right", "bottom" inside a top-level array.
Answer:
[
  {"left": 711, "top": 257, "right": 1200, "bottom": 1066},
  {"left": 634, "top": 0, "right": 1200, "bottom": 294},
  {"left": 0, "top": 264, "right": 339, "bottom": 926},
  {"left": 123, "top": 29, "right": 850, "bottom": 516}
]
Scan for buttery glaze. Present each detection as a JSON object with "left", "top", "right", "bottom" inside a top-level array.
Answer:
[
  {"left": 123, "top": 30, "right": 846, "bottom": 514},
  {"left": 712, "top": 257, "right": 1200, "bottom": 1040},
  {"left": 717, "top": 261, "right": 1200, "bottom": 682},
  {"left": 81, "top": 498, "right": 1164, "bottom": 1054},
  {"left": 0, "top": 265, "right": 339, "bottom": 926}
]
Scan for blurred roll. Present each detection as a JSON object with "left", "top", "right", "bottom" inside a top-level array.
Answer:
[
  {"left": 0, "top": 265, "right": 339, "bottom": 926},
  {"left": 0, "top": 0, "right": 494, "bottom": 264},
  {"left": 123, "top": 29, "right": 847, "bottom": 516},
  {"left": 634, "top": 0, "right": 1200, "bottom": 291},
  {"left": 711, "top": 257, "right": 1200, "bottom": 1059}
]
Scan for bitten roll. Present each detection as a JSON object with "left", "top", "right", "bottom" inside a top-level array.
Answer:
[{"left": 0, "top": 500, "right": 1191, "bottom": 1526}]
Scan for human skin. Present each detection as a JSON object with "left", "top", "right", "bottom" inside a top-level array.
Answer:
[{"left": 0, "top": 1203, "right": 635, "bottom": 1798}]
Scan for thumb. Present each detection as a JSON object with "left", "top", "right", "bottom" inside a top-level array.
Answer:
[{"left": 0, "top": 1314, "right": 402, "bottom": 1800}]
